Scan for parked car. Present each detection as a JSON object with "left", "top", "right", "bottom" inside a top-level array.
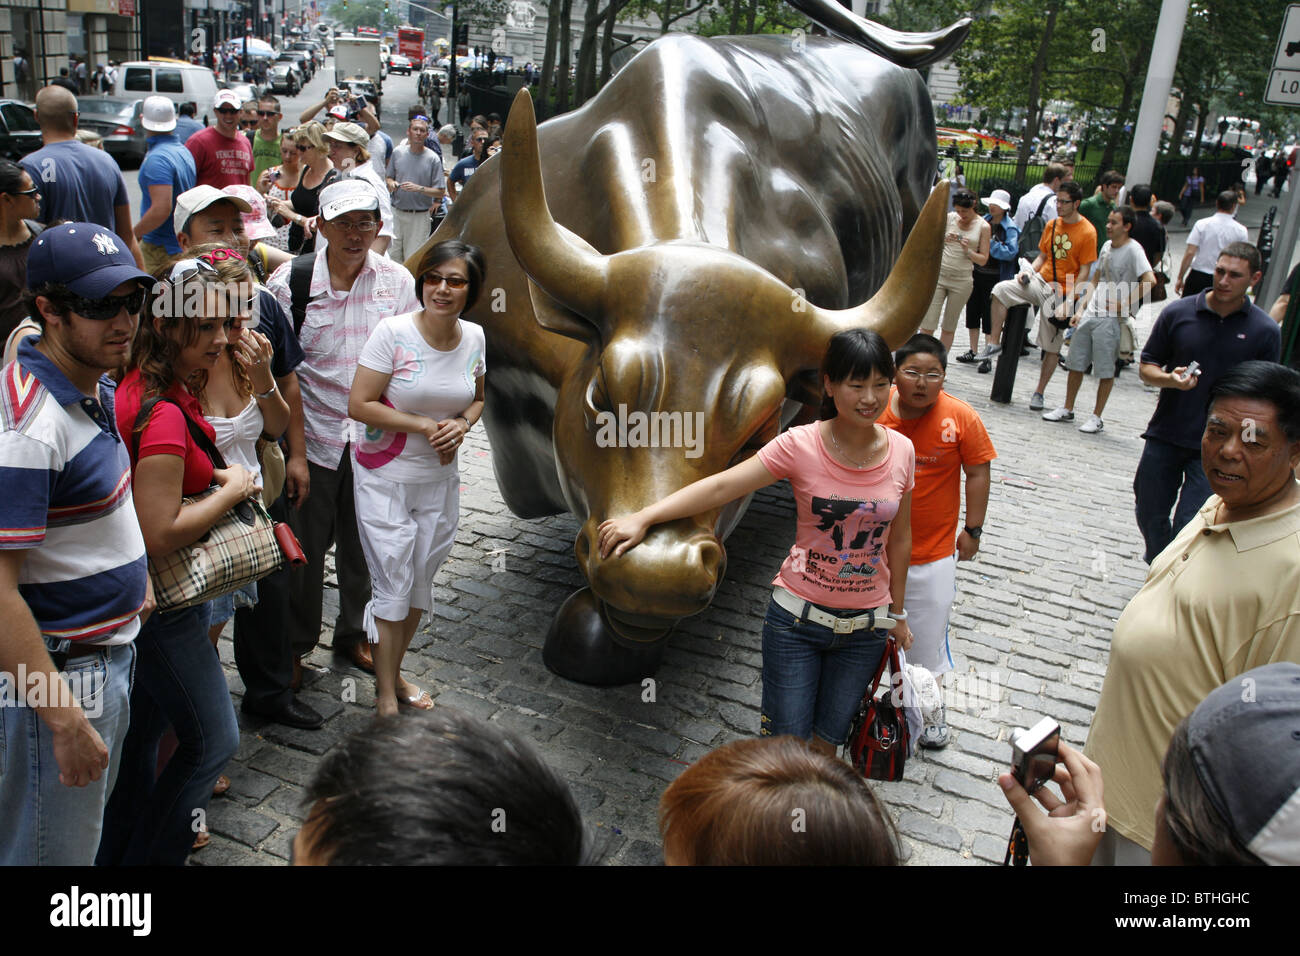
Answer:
[
  {"left": 277, "top": 50, "right": 313, "bottom": 82},
  {"left": 291, "top": 40, "right": 323, "bottom": 71},
  {"left": 224, "top": 82, "right": 262, "bottom": 105},
  {"left": 268, "top": 63, "right": 303, "bottom": 96},
  {"left": 389, "top": 54, "right": 412, "bottom": 75},
  {"left": 0, "top": 99, "right": 41, "bottom": 162},
  {"left": 114, "top": 59, "right": 220, "bottom": 124},
  {"left": 75, "top": 97, "right": 148, "bottom": 167}
]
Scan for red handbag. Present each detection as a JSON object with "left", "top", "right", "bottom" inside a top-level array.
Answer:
[{"left": 845, "top": 636, "right": 909, "bottom": 781}]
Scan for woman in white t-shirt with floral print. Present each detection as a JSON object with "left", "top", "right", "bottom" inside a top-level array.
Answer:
[{"left": 348, "top": 239, "right": 486, "bottom": 717}]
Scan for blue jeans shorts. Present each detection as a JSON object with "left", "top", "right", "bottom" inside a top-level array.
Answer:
[
  {"left": 209, "top": 581, "right": 258, "bottom": 628},
  {"left": 759, "top": 596, "right": 888, "bottom": 747}
]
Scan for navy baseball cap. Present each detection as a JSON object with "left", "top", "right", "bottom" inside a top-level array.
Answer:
[
  {"left": 1188, "top": 662, "right": 1300, "bottom": 865},
  {"left": 26, "top": 223, "right": 154, "bottom": 299}
]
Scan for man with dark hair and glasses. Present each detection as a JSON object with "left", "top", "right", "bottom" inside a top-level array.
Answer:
[
  {"left": 186, "top": 90, "right": 255, "bottom": 190},
  {"left": 268, "top": 180, "right": 419, "bottom": 678},
  {"left": 447, "top": 130, "right": 488, "bottom": 203},
  {"left": 248, "top": 95, "right": 284, "bottom": 189},
  {"left": 878, "top": 333, "right": 995, "bottom": 748},
  {"left": 0, "top": 222, "right": 154, "bottom": 865}
]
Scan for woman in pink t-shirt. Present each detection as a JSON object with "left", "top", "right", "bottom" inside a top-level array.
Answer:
[{"left": 600, "top": 329, "right": 914, "bottom": 755}]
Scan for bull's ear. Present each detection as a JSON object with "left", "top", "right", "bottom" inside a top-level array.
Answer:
[
  {"left": 524, "top": 222, "right": 607, "bottom": 343},
  {"left": 527, "top": 279, "right": 602, "bottom": 344}
]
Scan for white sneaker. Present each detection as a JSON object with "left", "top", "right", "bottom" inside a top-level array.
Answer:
[
  {"left": 1079, "top": 415, "right": 1104, "bottom": 433},
  {"left": 984, "top": 343, "right": 1003, "bottom": 357},
  {"left": 919, "top": 701, "right": 949, "bottom": 749},
  {"left": 1042, "top": 406, "right": 1074, "bottom": 422}
]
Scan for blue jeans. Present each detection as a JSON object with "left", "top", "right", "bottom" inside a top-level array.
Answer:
[
  {"left": 760, "top": 597, "right": 888, "bottom": 746},
  {"left": 1133, "top": 437, "right": 1212, "bottom": 564},
  {"left": 97, "top": 602, "right": 239, "bottom": 866},
  {"left": 0, "top": 643, "right": 136, "bottom": 865}
]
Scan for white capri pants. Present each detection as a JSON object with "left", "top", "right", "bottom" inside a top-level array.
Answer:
[
  {"left": 905, "top": 553, "right": 957, "bottom": 676},
  {"left": 354, "top": 465, "right": 459, "bottom": 642}
]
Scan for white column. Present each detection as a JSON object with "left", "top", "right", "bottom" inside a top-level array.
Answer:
[{"left": 1124, "top": 0, "right": 1190, "bottom": 188}]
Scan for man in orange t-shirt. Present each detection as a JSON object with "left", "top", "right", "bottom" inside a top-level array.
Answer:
[
  {"left": 879, "top": 334, "right": 996, "bottom": 749},
  {"left": 983, "top": 180, "right": 1098, "bottom": 412}
]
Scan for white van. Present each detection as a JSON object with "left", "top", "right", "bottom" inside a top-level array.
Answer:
[{"left": 113, "top": 60, "right": 221, "bottom": 124}]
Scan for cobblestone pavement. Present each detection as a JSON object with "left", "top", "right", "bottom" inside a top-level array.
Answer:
[{"left": 195, "top": 199, "right": 1277, "bottom": 867}]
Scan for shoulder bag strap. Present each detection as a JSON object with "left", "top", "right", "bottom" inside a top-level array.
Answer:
[
  {"left": 1050, "top": 220, "right": 1059, "bottom": 287},
  {"left": 133, "top": 395, "right": 229, "bottom": 471}
]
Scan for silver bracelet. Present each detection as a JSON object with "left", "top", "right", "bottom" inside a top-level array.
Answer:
[{"left": 255, "top": 385, "right": 278, "bottom": 400}]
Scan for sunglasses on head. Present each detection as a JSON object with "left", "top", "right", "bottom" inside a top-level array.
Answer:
[{"left": 66, "top": 286, "right": 147, "bottom": 320}]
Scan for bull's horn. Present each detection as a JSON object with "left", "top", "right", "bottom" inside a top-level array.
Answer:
[
  {"left": 809, "top": 181, "right": 949, "bottom": 351},
  {"left": 501, "top": 88, "right": 607, "bottom": 319}
]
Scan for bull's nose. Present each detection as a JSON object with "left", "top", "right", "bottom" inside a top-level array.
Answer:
[{"left": 577, "top": 520, "right": 724, "bottom": 619}]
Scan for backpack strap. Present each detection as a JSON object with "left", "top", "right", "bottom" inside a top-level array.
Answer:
[
  {"left": 288, "top": 252, "right": 318, "bottom": 337},
  {"left": 1034, "top": 191, "right": 1052, "bottom": 221}
]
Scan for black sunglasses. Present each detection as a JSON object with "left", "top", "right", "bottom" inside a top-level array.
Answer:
[
  {"left": 257, "top": 110, "right": 279, "bottom": 117},
  {"left": 215, "top": 106, "right": 239, "bottom": 115},
  {"left": 67, "top": 286, "right": 147, "bottom": 320},
  {"left": 6, "top": 186, "right": 39, "bottom": 198}
]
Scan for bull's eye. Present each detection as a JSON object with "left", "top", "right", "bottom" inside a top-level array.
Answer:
[{"left": 583, "top": 366, "right": 613, "bottom": 431}]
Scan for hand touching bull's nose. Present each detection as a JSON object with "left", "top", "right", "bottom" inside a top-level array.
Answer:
[{"left": 598, "top": 514, "right": 651, "bottom": 559}]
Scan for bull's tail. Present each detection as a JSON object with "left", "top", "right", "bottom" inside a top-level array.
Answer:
[{"left": 784, "top": 0, "right": 970, "bottom": 68}]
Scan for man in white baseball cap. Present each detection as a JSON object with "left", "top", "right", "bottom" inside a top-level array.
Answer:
[
  {"left": 172, "top": 184, "right": 252, "bottom": 242},
  {"left": 322, "top": 122, "right": 393, "bottom": 256},
  {"left": 186, "top": 89, "right": 254, "bottom": 189},
  {"left": 133, "top": 96, "right": 197, "bottom": 274}
]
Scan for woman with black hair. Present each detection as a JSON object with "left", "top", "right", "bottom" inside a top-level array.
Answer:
[
  {"left": 347, "top": 240, "right": 486, "bottom": 716},
  {"left": 0, "top": 159, "right": 43, "bottom": 342},
  {"left": 599, "top": 329, "right": 914, "bottom": 756}
]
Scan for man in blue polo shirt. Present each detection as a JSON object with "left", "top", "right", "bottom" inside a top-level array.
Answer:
[
  {"left": 1134, "top": 241, "right": 1281, "bottom": 563},
  {"left": 0, "top": 223, "right": 154, "bottom": 865},
  {"left": 133, "top": 96, "right": 197, "bottom": 275}
]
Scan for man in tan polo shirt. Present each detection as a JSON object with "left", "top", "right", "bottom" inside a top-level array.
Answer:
[{"left": 1084, "top": 360, "right": 1300, "bottom": 863}]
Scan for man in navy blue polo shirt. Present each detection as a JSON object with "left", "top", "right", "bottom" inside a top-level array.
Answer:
[
  {"left": 0, "top": 223, "right": 154, "bottom": 865},
  {"left": 1134, "top": 241, "right": 1280, "bottom": 563}
]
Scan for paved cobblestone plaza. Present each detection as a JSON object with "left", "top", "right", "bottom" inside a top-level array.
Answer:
[{"left": 192, "top": 290, "right": 1193, "bottom": 866}]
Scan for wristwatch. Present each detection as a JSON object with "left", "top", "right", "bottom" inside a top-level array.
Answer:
[{"left": 963, "top": 525, "right": 983, "bottom": 539}]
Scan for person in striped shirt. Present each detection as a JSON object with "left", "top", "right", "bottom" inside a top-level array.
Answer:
[{"left": 0, "top": 222, "right": 154, "bottom": 865}]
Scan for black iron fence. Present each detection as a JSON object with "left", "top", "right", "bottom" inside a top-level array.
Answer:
[{"left": 952, "top": 155, "right": 1250, "bottom": 211}]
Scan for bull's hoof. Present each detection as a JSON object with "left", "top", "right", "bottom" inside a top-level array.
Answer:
[{"left": 543, "top": 588, "right": 669, "bottom": 686}]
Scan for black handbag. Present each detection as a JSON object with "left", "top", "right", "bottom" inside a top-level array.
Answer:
[{"left": 845, "top": 636, "right": 909, "bottom": 781}]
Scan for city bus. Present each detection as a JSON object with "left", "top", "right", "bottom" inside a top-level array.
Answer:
[{"left": 397, "top": 26, "right": 425, "bottom": 62}]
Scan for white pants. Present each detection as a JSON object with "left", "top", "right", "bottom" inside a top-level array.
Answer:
[
  {"left": 353, "top": 465, "right": 459, "bottom": 641},
  {"left": 390, "top": 207, "right": 433, "bottom": 266},
  {"left": 906, "top": 553, "right": 957, "bottom": 676}
]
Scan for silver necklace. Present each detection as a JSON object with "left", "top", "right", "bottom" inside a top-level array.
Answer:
[{"left": 828, "top": 421, "right": 879, "bottom": 469}]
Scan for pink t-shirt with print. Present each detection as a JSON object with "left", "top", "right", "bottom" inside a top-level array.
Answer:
[{"left": 757, "top": 422, "right": 915, "bottom": 610}]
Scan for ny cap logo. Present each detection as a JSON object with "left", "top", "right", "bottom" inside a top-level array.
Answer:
[{"left": 92, "top": 233, "right": 120, "bottom": 256}]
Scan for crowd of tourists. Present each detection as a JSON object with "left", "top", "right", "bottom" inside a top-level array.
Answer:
[{"left": 0, "top": 84, "right": 1296, "bottom": 868}]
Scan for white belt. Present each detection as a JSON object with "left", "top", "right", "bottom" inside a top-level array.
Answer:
[{"left": 772, "top": 586, "right": 896, "bottom": 634}]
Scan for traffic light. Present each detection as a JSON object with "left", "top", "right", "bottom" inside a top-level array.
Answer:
[{"left": 455, "top": 24, "right": 468, "bottom": 46}]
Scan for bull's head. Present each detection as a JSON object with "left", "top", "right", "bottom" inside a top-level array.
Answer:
[{"left": 501, "top": 88, "right": 945, "bottom": 641}]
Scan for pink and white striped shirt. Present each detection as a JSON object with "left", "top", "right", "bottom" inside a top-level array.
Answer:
[{"left": 268, "top": 250, "right": 420, "bottom": 469}]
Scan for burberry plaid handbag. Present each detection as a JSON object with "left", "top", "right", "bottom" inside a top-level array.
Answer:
[
  {"left": 845, "top": 636, "right": 909, "bottom": 781},
  {"left": 133, "top": 397, "right": 285, "bottom": 611}
]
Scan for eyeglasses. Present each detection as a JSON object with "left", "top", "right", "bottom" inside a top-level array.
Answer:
[
  {"left": 257, "top": 110, "right": 279, "bottom": 117},
  {"left": 328, "top": 219, "right": 380, "bottom": 235},
  {"left": 423, "top": 272, "right": 469, "bottom": 289},
  {"left": 898, "top": 369, "right": 945, "bottom": 383},
  {"left": 67, "top": 286, "right": 147, "bottom": 320}
]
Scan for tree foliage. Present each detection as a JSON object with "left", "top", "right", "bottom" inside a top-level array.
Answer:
[{"left": 328, "top": 0, "right": 400, "bottom": 33}]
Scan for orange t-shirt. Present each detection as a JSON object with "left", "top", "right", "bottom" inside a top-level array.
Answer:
[
  {"left": 878, "top": 387, "right": 996, "bottom": 565},
  {"left": 1037, "top": 215, "right": 1098, "bottom": 286}
]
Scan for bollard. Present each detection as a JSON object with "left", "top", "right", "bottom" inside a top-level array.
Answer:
[{"left": 990, "top": 304, "right": 1030, "bottom": 404}]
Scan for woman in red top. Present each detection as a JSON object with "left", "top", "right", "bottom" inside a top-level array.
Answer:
[
  {"left": 600, "top": 329, "right": 914, "bottom": 756},
  {"left": 98, "top": 250, "right": 259, "bottom": 866}
]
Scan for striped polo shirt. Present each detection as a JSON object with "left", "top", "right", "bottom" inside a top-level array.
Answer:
[{"left": 0, "top": 338, "right": 148, "bottom": 645}]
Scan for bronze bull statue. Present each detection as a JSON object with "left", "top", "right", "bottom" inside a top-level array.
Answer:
[{"left": 410, "top": 13, "right": 965, "bottom": 684}]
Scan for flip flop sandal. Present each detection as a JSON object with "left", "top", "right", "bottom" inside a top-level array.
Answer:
[
  {"left": 396, "top": 688, "right": 435, "bottom": 710},
  {"left": 192, "top": 826, "right": 210, "bottom": 851},
  {"left": 213, "top": 774, "right": 231, "bottom": 797}
]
